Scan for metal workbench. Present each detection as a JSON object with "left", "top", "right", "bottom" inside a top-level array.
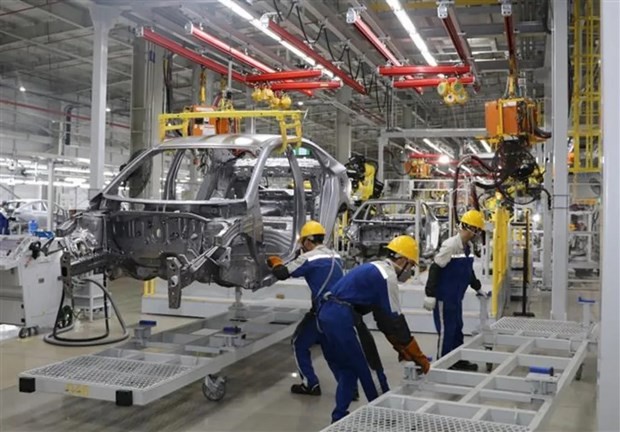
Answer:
[
  {"left": 18, "top": 304, "right": 305, "bottom": 406},
  {"left": 322, "top": 299, "right": 598, "bottom": 432}
]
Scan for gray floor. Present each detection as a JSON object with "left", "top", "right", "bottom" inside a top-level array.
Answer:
[{"left": 0, "top": 279, "right": 600, "bottom": 432}]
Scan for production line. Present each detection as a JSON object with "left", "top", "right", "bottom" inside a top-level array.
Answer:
[{"left": 0, "top": 0, "right": 617, "bottom": 431}]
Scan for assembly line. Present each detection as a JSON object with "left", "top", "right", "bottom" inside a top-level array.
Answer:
[{"left": 0, "top": 0, "right": 618, "bottom": 431}]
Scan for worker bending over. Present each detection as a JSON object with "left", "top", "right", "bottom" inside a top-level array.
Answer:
[
  {"left": 424, "top": 209, "right": 488, "bottom": 371},
  {"left": 268, "top": 221, "right": 343, "bottom": 396},
  {"left": 319, "top": 235, "right": 431, "bottom": 422}
]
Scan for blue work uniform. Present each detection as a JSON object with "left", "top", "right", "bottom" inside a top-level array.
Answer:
[
  {"left": 282, "top": 245, "right": 344, "bottom": 389},
  {"left": 426, "top": 234, "right": 477, "bottom": 358},
  {"left": 319, "top": 260, "right": 408, "bottom": 422}
]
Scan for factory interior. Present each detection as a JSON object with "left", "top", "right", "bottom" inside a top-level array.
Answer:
[{"left": 0, "top": 0, "right": 618, "bottom": 431}]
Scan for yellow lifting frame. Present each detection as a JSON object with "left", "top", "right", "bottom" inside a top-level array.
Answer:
[
  {"left": 491, "top": 206, "right": 510, "bottom": 317},
  {"left": 158, "top": 110, "right": 304, "bottom": 152}
]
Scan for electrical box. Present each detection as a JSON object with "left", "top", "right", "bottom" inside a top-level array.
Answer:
[{"left": 485, "top": 98, "right": 545, "bottom": 143}]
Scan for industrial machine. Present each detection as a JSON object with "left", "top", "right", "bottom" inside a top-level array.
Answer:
[
  {"left": 57, "top": 134, "right": 350, "bottom": 312},
  {"left": 0, "top": 235, "right": 65, "bottom": 338}
]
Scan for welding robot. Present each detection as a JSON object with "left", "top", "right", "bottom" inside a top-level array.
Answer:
[
  {"left": 318, "top": 235, "right": 431, "bottom": 423},
  {"left": 267, "top": 221, "right": 345, "bottom": 396},
  {"left": 423, "top": 209, "right": 489, "bottom": 371}
]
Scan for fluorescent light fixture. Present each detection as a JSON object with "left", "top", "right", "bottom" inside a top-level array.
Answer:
[
  {"left": 480, "top": 139, "right": 492, "bottom": 152},
  {"left": 106, "top": 107, "right": 111, "bottom": 113},
  {"left": 448, "top": 168, "right": 456, "bottom": 174},
  {"left": 385, "top": 0, "right": 437, "bottom": 66},
  {"left": 438, "top": 154, "right": 451, "bottom": 165},
  {"left": 462, "top": 166, "right": 472, "bottom": 174},
  {"left": 218, "top": 0, "right": 253, "bottom": 21},
  {"left": 19, "top": 86, "right": 26, "bottom": 92},
  {"left": 532, "top": 213, "right": 541, "bottom": 223},
  {"left": 55, "top": 166, "right": 90, "bottom": 174},
  {"left": 466, "top": 143, "right": 478, "bottom": 154},
  {"left": 250, "top": 19, "right": 281, "bottom": 41},
  {"left": 297, "top": 101, "right": 304, "bottom": 106},
  {"left": 423, "top": 138, "right": 444, "bottom": 154},
  {"left": 64, "top": 177, "right": 87, "bottom": 183}
]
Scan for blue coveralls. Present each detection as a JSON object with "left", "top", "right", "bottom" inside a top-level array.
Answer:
[
  {"left": 285, "top": 245, "right": 344, "bottom": 390},
  {"left": 430, "top": 234, "right": 475, "bottom": 358},
  {"left": 318, "top": 260, "right": 402, "bottom": 422}
]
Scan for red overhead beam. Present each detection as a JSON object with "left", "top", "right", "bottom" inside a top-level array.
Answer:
[
  {"left": 393, "top": 76, "right": 475, "bottom": 89},
  {"left": 503, "top": 14, "right": 518, "bottom": 81},
  {"left": 439, "top": 7, "right": 481, "bottom": 92},
  {"left": 269, "top": 81, "right": 342, "bottom": 91},
  {"left": 186, "top": 24, "right": 275, "bottom": 73},
  {"left": 267, "top": 20, "right": 367, "bottom": 95},
  {"left": 139, "top": 28, "right": 246, "bottom": 83},
  {"left": 246, "top": 69, "right": 322, "bottom": 82},
  {"left": 352, "top": 17, "right": 400, "bottom": 66},
  {"left": 378, "top": 65, "right": 471, "bottom": 76}
]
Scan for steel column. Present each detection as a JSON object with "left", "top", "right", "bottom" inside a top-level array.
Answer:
[
  {"left": 47, "top": 161, "right": 54, "bottom": 231},
  {"left": 378, "top": 135, "right": 387, "bottom": 181},
  {"left": 542, "top": 33, "right": 553, "bottom": 291},
  {"left": 88, "top": 4, "right": 118, "bottom": 197},
  {"left": 335, "top": 87, "right": 352, "bottom": 164},
  {"left": 598, "top": 0, "right": 620, "bottom": 429},
  {"left": 551, "top": 0, "right": 569, "bottom": 321}
]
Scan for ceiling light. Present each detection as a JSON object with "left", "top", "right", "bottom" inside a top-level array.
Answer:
[
  {"left": 480, "top": 139, "right": 492, "bottom": 152},
  {"left": 448, "top": 168, "right": 456, "bottom": 174},
  {"left": 462, "top": 166, "right": 472, "bottom": 174},
  {"left": 19, "top": 86, "right": 26, "bottom": 92},
  {"left": 438, "top": 154, "right": 451, "bottom": 165},
  {"left": 466, "top": 143, "right": 478, "bottom": 154},
  {"left": 106, "top": 107, "right": 111, "bottom": 112},
  {"left": 532, "top": 213, "right": 541, "bottom": 223},
  {"left": 297, "top": 101, "right": 304, "bottom": 106},
  {"left": 423, "top": 138, "right": 444, "bottom": 154},
  {"left": 251, "top": 18, "right": 281, "bottom": 41},
  {"left": 385, "top": 0, "right": 437, "bottom": 66},
  {"left": 217, "top": 0, "right": 253, "bottom": 21}
]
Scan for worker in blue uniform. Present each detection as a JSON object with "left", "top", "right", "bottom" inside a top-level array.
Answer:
[
  {"left": 267, "top": 220, "right": 344, "bottom": 396},
  {"left": 318, "top": 235, "right": 431, "bottom": 422},
  {"left": 423, "top": 209, "right": 488, "bottom": 371}
]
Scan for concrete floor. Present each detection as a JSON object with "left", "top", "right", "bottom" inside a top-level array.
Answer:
[{"left": 0, "top": 279, "right": 600, "bottom": 432}]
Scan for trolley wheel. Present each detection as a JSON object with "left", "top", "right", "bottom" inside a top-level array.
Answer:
[
  {"left": 18, "top": 327, "right": 29, "bottom": 339},
  {"left": 57, "top": 305, "right": 73, "bottom": 329},
  {"left": 486, "top": 363, "right": 493, "bottom": 373},
  {"left": 202, "top": 375, "right": 226, "bottom": 401},
  {"left": 575, "top": 364, "right": 584, "bottom": 381}
]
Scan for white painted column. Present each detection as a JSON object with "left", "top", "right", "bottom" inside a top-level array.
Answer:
[
  {"left": 88, "top": 5, "right": 119, "bottom": 197},
  {"left": 597, "top": 0, "right": 620, "bottom": 429},
  {"left": 542, "top": 32, "right": 554, "bottom": 291},
  {"left": 551, "top": 0, "right": 569, "bottom": 320},
  {"left": 378, "top": 134, "right": 387, "bottom": 182},
  {"left": 335, "top": 87, "right": 352, "bottom": 164}
]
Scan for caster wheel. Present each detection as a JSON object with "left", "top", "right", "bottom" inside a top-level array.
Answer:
[
  {"left": 575, "top": 364, "right": 584, "bottom": 381},
  {"left": 18, "top": 328, "right": 29, "bottom": 339},
  {"left": 486, "top": 363, "right": 493, "bottom": 373},
  {"left": 57, "top": 306, "right": 73, "bottom": 329},
  {"left": 202, "top": 375, "right": 226, "bottom": 401}
]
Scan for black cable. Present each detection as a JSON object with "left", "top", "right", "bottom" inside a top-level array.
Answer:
[{"left": 296, "top": 5, "right": 323, "bottom": 45}]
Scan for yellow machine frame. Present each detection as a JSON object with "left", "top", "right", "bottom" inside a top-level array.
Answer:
[
  {"left": 491, "top": 206, "right": 510, "bottom": 317},
  {"left": 569, "top": 0, "right": 601, "bottom": 173},
  {"left": 158, "top": 110, "right": 304, "bottom": 151}
]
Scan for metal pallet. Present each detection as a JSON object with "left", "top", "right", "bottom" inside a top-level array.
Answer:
[
  {"left": 321, "top": 298, "right": 598, "bottom": 432},
  {"left": 19, "top": 305, "right": 305, "bottom": 406}
]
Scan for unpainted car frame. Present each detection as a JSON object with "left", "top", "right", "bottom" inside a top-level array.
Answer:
[{"left": 58, "top": 134, "right": 350, "bottom": 308}]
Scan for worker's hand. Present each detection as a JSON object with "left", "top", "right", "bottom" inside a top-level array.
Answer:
[
  {"left": 267, "top": 256, "right": 284, "bottom": 268},
  {"left": 476, "top": 290, "right": 492, "bottom": 299},
  {"left": 398, "top": 338, "right": 431, "bottom": 374},
  {"left": 470, "top": 279, "right": 482, "bottom": 291},
  {"left": 423, "top": 296, "right": 436, "bottom": 311}
]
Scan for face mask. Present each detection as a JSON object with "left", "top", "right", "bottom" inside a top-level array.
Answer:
[{"left": 396, "top": 262, "right": 412, "bottom": 283}]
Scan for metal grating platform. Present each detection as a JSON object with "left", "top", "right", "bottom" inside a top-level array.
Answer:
[
  {"left": 323, "top": 406, "right": 530, "bottom": 432},
  {"left": 490, "top": 317, "right": 586, "bottom": 338},
  {"left": 23, "top": 355, "right": 192, "bottom": 390}
]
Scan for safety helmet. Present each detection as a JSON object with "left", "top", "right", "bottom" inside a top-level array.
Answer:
[
  {"left": 460, "top": 209, "right": 485, "bottom": 231},
  {"left": 300, "top": 220, "right": 326, "bottom": 240},
  {"left": 386, "top": 235, "right": 419, "bottom": 264}
]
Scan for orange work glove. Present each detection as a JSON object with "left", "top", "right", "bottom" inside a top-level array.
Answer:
[
  {"left": 267, "top": 256, "right": 284, "bottom": 268},
  {"left": 398, "top": 338, "right": 431, "bottom": 374}
]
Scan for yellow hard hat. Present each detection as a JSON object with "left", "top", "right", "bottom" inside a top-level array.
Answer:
[
  {"left": 461, "top": 209, "right": 485, "bottom": 230},
  {"left": 300, "top": 220, "right": 326, "bottom": 239},
  {"left": 386, "top": 235, "right": 419, "bottom": 264}
]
